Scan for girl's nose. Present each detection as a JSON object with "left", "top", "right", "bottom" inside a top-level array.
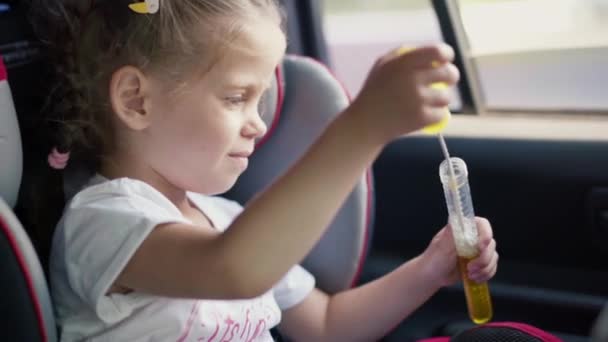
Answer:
[{"left": 242, "top": 110, "right": 268, "bottom": 140}]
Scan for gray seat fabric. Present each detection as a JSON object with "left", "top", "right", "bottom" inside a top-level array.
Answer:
[
  {"left": 592, "top": 304, "right": 608, "bottom": 341},
  {"left": 226, "top": 55, "right": 374, "bottom": 293},
  {"left": 0, "top": 55, "right": 22, "bottom": 208},
  {"left": 0, "top": 54, "right": 57, "bottom": 341}
]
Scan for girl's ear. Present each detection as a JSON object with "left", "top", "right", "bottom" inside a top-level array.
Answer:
[{"left": 109, "top": 66, "right": 152, "bottom": 131}]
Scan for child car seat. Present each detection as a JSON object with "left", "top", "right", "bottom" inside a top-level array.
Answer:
[{"left": 0, "top": 51, "right": 58, "bottom": 341}]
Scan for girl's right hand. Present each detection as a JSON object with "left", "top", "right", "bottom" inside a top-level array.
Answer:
[{"left": 346, "top": 43, "right": 460, "bottom": 144}]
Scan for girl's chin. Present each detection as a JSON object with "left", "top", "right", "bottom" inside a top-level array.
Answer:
[{"left": 196, "top": 177, "right": 240, "bottom": 196}]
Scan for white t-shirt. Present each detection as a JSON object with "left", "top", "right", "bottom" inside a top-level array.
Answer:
[{"left": 50, "top": 176, "right": 315, "bottom": 342}]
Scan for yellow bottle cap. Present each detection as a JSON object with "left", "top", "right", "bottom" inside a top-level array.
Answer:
[
  {"left": 422, "top": 108, "right": 450, "bottom": 134},
  {"left": 395, "top": 46, "right": 451, "bottom": 134},
  {"left": 396, "top": 46, "right": 415, "bottom": 56},
  {"left": 422, "top": 82, "right": 451, "bottom": 134}
]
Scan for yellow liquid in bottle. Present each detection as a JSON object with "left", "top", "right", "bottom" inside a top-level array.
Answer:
[{"left": 458, "top": 256, "right": 493, "bottom": 324}]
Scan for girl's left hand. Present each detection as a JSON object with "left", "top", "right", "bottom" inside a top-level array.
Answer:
[{"left": 421, "top": 217, "right": 498, "bottom": 287}]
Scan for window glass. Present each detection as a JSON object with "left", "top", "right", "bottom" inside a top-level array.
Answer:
[
  {"left": 458, "top": 0, "right": 608, "bottom": 111},
  {"left": 322, "top": 0, "right": 463, "bottom": 110}
]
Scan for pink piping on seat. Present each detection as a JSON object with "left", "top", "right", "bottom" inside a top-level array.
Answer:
[
  {"left": 479, "top": 322, "right": 563, "bottom": 342},
  {"left": 415, "top": 322, "right": 563, "bottom": 342},
  {"left": 0, "top": 56, "right": 7, "bottom": 81},
  {"left": 0, "top": 214, "right": 49, "bottom": 342},
  {"left": 351, "top": 169, "right": 374, "bottom": 288},
  {"left": 255, "top": 66, "right": 284, "bottom": 149}
]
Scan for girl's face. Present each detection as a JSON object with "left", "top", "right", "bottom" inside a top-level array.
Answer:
[{"left": 144, "top": 18, "right": 286, "bottom": 195}]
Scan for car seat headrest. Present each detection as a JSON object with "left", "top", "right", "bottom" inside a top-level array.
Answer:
[{"left": 0, "top": 56, "right": 23, "bottom": 207}]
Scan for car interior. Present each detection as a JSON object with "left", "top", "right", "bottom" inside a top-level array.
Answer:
[{"left": 1, "top": 0, "right": 608, "bottom": 341}]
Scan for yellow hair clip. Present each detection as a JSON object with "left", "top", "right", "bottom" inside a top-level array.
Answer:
[{"left": 129, "top": 0, "right": 159, "bottom": 14}]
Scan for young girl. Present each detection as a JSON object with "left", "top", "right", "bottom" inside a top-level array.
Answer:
[{"left": 37, "top": 0, "right": 498, "bottom": 341}]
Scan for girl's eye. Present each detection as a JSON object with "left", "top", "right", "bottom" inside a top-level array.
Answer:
[{"left": 225, "top": 95, "right": 247, "bottom": 106}]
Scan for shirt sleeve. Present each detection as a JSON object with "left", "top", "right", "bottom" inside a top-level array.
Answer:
[
  {"left": 59, "top": 180, "right": 187, "bottom": 322},
  {"left": 187, "top": 194, "right": 244, "bottom": 232},
  {"left": 273, "top": 264, "right": 316, "bottom": 310}
]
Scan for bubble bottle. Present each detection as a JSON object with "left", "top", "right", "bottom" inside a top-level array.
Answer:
[{"left": 398, "top": 46, "right": 493, "bottom": 324}]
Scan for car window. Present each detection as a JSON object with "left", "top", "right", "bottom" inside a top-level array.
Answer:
[
  {"left": 321, "top": 0, "right": 463, "bottom": 111},
  {"left": 323, "top": 0, "right": 608, "bottom": 116},
  {"left": 457, "top": 0, "right": 608, "bottom": 112}
]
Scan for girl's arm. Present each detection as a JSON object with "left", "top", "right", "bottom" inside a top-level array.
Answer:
[
  {"left": 279, "top": 219, "right": 498, "bottom": 341},
  {"left": 279, "top": 256, "right": 441, "bottom": 342}
]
